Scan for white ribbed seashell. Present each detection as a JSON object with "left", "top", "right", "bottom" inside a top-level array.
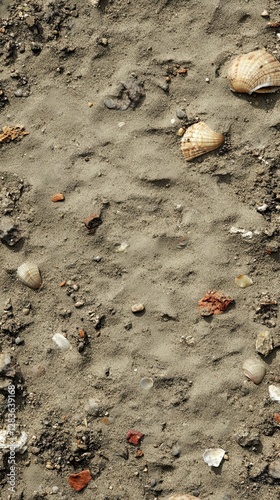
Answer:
[
  {"left": 17, "top": 262, "right": 42, "bottom": 289},
  {"left": 181, "top": 122, "right": 224, "bottom": 161},
  {"left": 52, "top": 333, "right": 71, "bottom": 351},
  {"left": 227, "top": 49, "right": 280, "bottom": 94},
  {"left": 242, "top": 358, "right": 266, "bottom": 384},
  {"left": 203, "top": 447, "right": 225, "bottom": 467}
]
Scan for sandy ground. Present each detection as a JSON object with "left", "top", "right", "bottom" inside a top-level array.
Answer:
[{"left": 0, "top": 0, "right": 280, "bottom": 499}]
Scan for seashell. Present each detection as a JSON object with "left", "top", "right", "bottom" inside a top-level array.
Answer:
[
  {"left": 140, "top": 377, "right": 154, "bottom": 390},
  {"left": 203, "top": 448, "right": 225, "bottom": 467},
  {"left": 17, "top": 262, "right": 42, "bottom": 290},
  {"left": 242, "top": 358, "right": 266, "bottom": 384},
  {"left": 227, "top": 49, "right": 280, "bottom": 94},
  {"left": 181, "top": 122, "right": 224, "bottom": 161},
  {"left": 269, "top": 384, "right": 280, "bottom": 403},
  {"left": 234, "top": 274, "right": 253, "bottom": 288},
  {"left": 52, "top": 333, "right": 71, "bottom": 351}
]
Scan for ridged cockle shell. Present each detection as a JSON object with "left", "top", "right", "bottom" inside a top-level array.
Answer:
[
  {"left": 17, "top": 262, "right": 42, "bottom": 290},
  {"left": 181, "top": 122, "right": 224, "bottom": 161},
  {"left": 227, "top": 49, "right": 280, "bottom": 94},
  {"left": 242, "top": 358, "right": 266, "bottom": 384}
]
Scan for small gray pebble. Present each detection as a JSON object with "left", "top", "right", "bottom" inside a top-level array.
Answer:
[{"left": 176, "top": 108, "right": 187, "bottom": 119}]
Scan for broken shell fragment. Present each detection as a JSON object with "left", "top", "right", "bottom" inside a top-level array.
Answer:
[
  {"left": 17, "top": 262, "right": 42, "bottom": 290},
  {"left": 52, "top": 333, "right": 71, "bottom": 351},
  {"left": 242, "top": 358, "right": 266, "bottom": 384},
  {"left": 203, "top": 448, "right": 225, "bottom": 467},
  {"left": 269, "top": 384, "right": 280, "bottom": 403},
  {"left": 227, "top": 49, "right": 280, "bottom": 94},
  {"left": 234, "top": 274, "right": 253, "bottom": 288},
  {"left": 181, "top": 122, "right": 224, "bottom": 161},
  {"left": 256, "top": 330, "right": 273, "bottom": 357}
]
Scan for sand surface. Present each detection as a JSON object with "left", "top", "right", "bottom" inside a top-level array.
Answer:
[{"left": 0, "top": 0, "right": 280, "bottom": 499}]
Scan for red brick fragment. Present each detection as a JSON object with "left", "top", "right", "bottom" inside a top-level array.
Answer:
[
  {"left": 68, "top": 469, "right": 92, "bottom": 491},
  {"left": 198, "top": 290, "right": 234, "bottom": 316},
  {"left": 126, "top": 429, "right": 144, "bottom": 445}
]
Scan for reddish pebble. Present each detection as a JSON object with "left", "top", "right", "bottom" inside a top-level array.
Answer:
[
  {"left": 274, "top": 413, "right": 280, "bottom": 424},
  {"left": 126, "top": 429, "right": 144, "bottom": 445},
  {"left": 68, "top": 469, "right": 92, "bottom": 491},
  {"left": 51, "top": 193, "right": 65, "bottom": 202}
]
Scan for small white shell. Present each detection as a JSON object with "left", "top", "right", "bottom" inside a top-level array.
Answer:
[
  {"left": 17, "top": 262, "right": 42, "bottom": 289},
  {"left": 242, "top": 358, "right": 266, "bottom": 384},
  {"left": 140, "top": 377, "right": 154, "bottom": 390},
  {"left": 269, "top": 385, "right": 280, "bottom": 403},
  {"left": 52, "top": 333, "right": 71, "bottom": 351},
  {"left": 234, "top": 274, "right": 253, "bottom": 288},
  {"left": 203, "top": 448, "right": 225, "bottom": 467}
]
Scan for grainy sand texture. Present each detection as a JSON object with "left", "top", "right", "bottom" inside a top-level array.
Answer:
[{"left": 0, "top": 1, "right": 280, "bottom": 499}]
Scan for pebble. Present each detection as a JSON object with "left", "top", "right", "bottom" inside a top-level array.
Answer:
[
  {"left": 261, "top": 10, "right": 269, "bottom": 17},
  {"left": 14, "top": 88, "right": 23, "bottom": 97},
  {"left": 176, "top": 108, "right": 187, "bottom": 119},
  {"left": 22, "top": 307, "right": 30, "bottom": 315},
  {"left": 257, "top": 203, "right": 268, "bottom": 212},
  {"left": 235, "top": 430, "right": 260, "bottom": 448},
  {"left": 256, "top": 330, "right": 273, "bottom": 357},
  {"left": 131, "top": 303, "right": 145, "bottom": 313},
  {"left": 74, "top": 301, "right": 84, "bottom": 308},
  {"left": 268, "top": 459, "right": 280, "bottom": 478}
]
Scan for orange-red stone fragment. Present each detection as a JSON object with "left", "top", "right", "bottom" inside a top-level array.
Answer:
[
  {"left": 68, "top": 469, "right": 92, "bottom": 491},
  {"left": 198, "top": 290, "right": 234, "bottom": 316},
  {"left": 83, "top": 213, "right": 102, "bottom": 233},
  {"left": 274, "top": 413, "right": 280, "bottom": 424},
  {"left": 126, "top": 429, "right": 144, "bottom": 445},
  {"left": 51, "top": 193, "right": 65, "bottom": 202}
]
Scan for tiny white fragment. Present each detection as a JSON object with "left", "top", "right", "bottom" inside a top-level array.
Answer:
[
  {"left": 203, "top": 447, "right": 225, "bottom": 467},
  {"left": 115, "top": 242, "right": 129, "bottom": 253},
  {"left": 52, "top": 333, "right": 71, "bottom": 351},
  {"left": 269, "top": 385, "right": 280, "bottom": 403}
]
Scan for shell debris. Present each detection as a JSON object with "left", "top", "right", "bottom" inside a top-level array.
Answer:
[{"left": 181, "top": 122, "right": 224, "bottom": 161}]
